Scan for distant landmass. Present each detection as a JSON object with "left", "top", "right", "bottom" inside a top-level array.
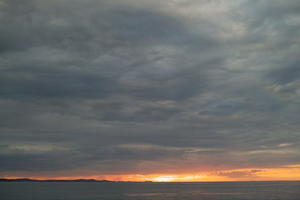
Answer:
[
  {"left": 0, "top": 178, "right": 114, "bottom": 182},
  {"left": 0, "top": 178, "right": 154, "bottom": 183}
]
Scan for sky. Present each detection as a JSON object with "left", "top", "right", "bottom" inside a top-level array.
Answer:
[{"left": 0, "top": 0, "right": 300, "bottom": 182}]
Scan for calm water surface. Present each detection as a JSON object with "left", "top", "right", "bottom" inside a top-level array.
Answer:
[{"left": 0, "top": 181, "right": 299, "bottom": 200}]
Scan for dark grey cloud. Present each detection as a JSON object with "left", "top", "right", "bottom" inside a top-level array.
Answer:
[{"left": 0, "top": 0, "right": 300, "bottom": 176}]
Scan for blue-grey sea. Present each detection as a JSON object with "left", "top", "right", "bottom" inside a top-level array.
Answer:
[{"left": 0, "top": 181, "right": 299, "bottom": 200}]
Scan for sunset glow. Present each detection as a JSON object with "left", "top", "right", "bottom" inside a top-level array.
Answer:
[
  {"left": 151, "top": 175, "right": 205, "bottom": 182},
  {"left": 3, "top": 165, "right": 300, "bottom": 182}
]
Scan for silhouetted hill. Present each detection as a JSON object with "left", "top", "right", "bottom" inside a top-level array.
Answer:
[{"left": 0, "top": 178, "right": 113, "bottom": 183}]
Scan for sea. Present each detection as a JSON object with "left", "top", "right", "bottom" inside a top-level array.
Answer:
[{"left": 0, "top": 181, "right": 299, "bottom": 200}]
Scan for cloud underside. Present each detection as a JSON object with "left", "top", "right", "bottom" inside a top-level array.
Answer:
[{"left": 0, "top": 0, "right": 300, "bottom": 178}]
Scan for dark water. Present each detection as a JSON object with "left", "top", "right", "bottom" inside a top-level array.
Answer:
[{"left": 0, "top": 181, "right": 299, "bottom": 200}]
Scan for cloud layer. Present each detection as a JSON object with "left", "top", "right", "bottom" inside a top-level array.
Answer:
[{"left": 1, "top": 0, "right": 300, "bottom": 178}]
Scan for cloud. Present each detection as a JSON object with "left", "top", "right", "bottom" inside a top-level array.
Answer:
[
  {"left": 0, "top": 0, "right": 300, "bottom": 176},
  {"left": 216, "top": 169, "right": 264, "bottom": 178}
]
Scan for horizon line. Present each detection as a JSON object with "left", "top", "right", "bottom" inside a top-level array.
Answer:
[{"left": 1, "top": 178, "right": 300, "bottom": 183}]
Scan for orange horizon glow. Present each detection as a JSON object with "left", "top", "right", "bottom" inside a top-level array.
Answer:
[{"left": 2, "top": 165, "right": 300, "bottom": 182}]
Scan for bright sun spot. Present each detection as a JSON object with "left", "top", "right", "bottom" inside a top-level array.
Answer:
[{"left": 151, "top": 175, "right": 205, "bottom": 182}]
